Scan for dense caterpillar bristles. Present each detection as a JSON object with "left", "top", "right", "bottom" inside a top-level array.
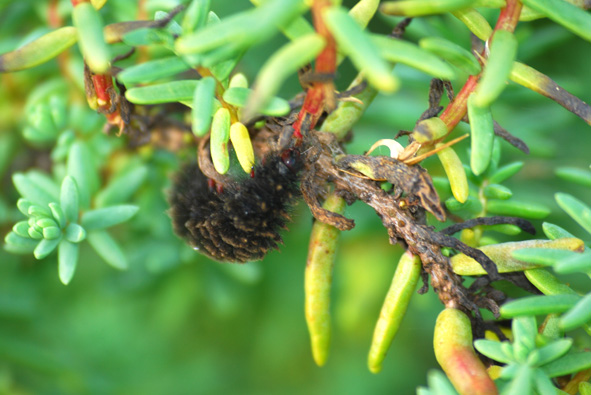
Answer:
[{"left": 168, "top": 149, "right": 303, "bottom": 263}]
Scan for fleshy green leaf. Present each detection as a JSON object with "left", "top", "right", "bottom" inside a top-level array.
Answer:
[
  {"left": 371, "top": 35, "right": 456, "bottom": 80},
  {"left": 488, "top": 161, "right": 523, "bottom": 184},
  {"left": 72, "top": 3, "right": 110, "bottom": 73},
  {"left": 380, "top": 0, "right": 475, "bottom": 16},
  {"left": 542, "top": 352, "right": 591, "bottom": 377},
  {"left": 191, "top": 76, "right": 216, "bottom": 137},
  {"left": 487, "top": 199, "right": 551, "bottom": 219},
  {"left": 323, "top": 8, "right": 397, "bottom": 92},
  {"left": 117, "top": 57, "right": 190, "bottom": 86},
  {"left": 60, "top": 176, "right": 80, "bottom": 223},
  {"left": 555, "top": 167, "right": 591, "bottom": 187},
  {"left": 182, "top": 0, "right": 211, "bottom": 34},
  {"left": 520, "top": 0, "right": 591, "bottom": 42},
  {"left": 555, "top": 193, "right": 591, "bottom": 235},
  {"left": 0, "top": 27, "right": 78, "bottom": 72},
  {"left": 467, "top": 95, "right": 494, "bottom": 175},
  {"left": 484, "top": 183, "right": 512, "bottom": 200},
  {"left": 81, "top": 205, "right": 139, "bottom": 231},
  {"left": 65, "top": 223, "right": 86, "bottom": 243},
  {"left": 58, "top": 240, "right": 79, "bottom": 285},
  {"left": 512, "top": 248, "right": 580, "bottom": 266},
  {"left": 87, "top": 231, "right": 128, "bottom": 269},
  {"left": 426, "top": 370, "right": 458, "bottom": 395},
  {"left": 474, "top": 340, "right": 514, "bottom": 364},
  {"left": 473, "top": 30, "right": 518, "bottom": 107},
  {"left": 501, "top": 294, "right": 580, "bottom": 318},
  {"left": 503, "top": 365, "right": 533, "bottom": 395},
  {"left": 125, "top": 80, "right": 198, "bottom": 104},
  {"left": 13, "top": 172, "right": 59, "bottom": 206},
  {"left": 210, "top": 108, "right": 231, "bottom": 174},
  {"left": 49, "top": 202, "right": 67, "bottom": 228},
  {"left": 529, "top": 339, "right": 573, "bottom": 367},
  {"left": 542, "top": 222, "right": 575, "bottom": 240},
  {"left": 553, "top": 251, "right": 591, "bottom": 274},
  {"left": 67, "top": 142, "right": 98, "bottom": 210},
  {"left": 559, "top": 293, "right": 591, "bottom": 331},
  {"left": 4, "top": 232, "right": 38, "bottom": 254},
  {"left": 33, "top": 236, "right": 61, "bottom": 259},
  {"left": 532, "top": 368, "right": 557, "bottom": 395}
]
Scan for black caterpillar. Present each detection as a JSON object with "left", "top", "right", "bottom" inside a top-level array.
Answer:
[{"left": 168, "top": 148, "right": 303, "bottom": 263}]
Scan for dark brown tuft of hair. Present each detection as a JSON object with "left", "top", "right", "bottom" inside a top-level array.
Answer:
[{"left": 168, "top": 149, "right": 303, "bottom": 263}]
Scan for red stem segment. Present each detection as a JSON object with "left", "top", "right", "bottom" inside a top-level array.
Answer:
[
  {"left": 438, "top": 0, "right": 522, "bottom": 134},
  {"left": 293, "top": 0, "right": 337, "bottom": 139}
]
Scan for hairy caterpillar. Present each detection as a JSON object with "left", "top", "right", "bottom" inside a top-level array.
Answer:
[{"left": 168, "top": 148, "right": 303, "bottom": 263}]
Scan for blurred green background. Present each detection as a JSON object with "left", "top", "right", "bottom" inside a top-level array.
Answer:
[{"left": 1, "top": 1, "right": 590, "bottom": 393}]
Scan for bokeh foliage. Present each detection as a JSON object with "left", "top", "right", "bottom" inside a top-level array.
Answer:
[{"left": 1, "top": 0, "right": 591, "bottom": 394}]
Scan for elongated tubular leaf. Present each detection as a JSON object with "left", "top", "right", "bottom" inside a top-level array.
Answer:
[
  {"left": 473, "top": 30, "right": 518, "bottom": 107},
  {"left": 372, "top": 35, "right": 456, "bottom": 80},
  {"left": 474, "top": 340, "right": 514, "bottom": 364},
  {"left": 182, "top": 0, "right": 211, "bottom": 34},
  {"left": 512, "top": 248, "right": 580, "bottom": 267},
  {"left": 305, "top": 193, "right": 346, "bottom": 367},
  {"left": 542, "top": 222, "right": 576, "bottom": 240},
  {"left": 484, "top": 184, "right": 512, "bottom": 200},
  {"left": 210, "top": 108, "right": 231, "bottom": 174},
  {"left": 467, "top": 95, "right": 494, "bottom": 175},
  {"left": 555, "top": 167, "right": 591, "bottom": 187},
  {"left": 176, "top": 0, "right": 306, "bottom": 55},
  {"left": 81, "top": 205, "right": 139, "bottom": 231},
  {"left": 501, "top": 294, "right": 581, "bottom": 318},
  {"left": 560, "top": 292, "right": 591, "bottom": 331},
  {"left": 0, "top": 27, "right": 77, "bottom": 72},
  {"left": 323, "top": 8, "right": 398, "bottom": 93},
  {"left": 433, "top": 309, "right": 497, "bottom": 395},
  {"left": 452, "top": 8, "right": 493, "bottom": 41},
  {"left": 381, "top": 0, "right": 476, "bottom": 16},
  {"left": 510, "top": 62, "right": 591, "bottom": 126},
  {"left": 503, "top": 365, "right": 533, "bottom": 395},
  {"left": 555, "top": 193, "right": 591, "bottom": 235},
  {"left": 191, "top": 77, "right": 216, "bottom": 137},
  {"left": 4, "top": 232, "right": 38, "bottom": 254},
  {"left": 452, "top": 238, "right": 584, "bottom": 276},
  {"left": 525, "top": 269, "right": 580, "bottom": 298},
  {"left": 117, "top": 57, "right": 190, "bottom": 86},
  {"left": 243, "top": 33, "right": 325, "bottom": 120},
  {"left": 229, "top": 122, "right": 255, "bottom": 174},
  {"left": 67, "top": 141, "right": 98, "bottom": 210},
  {"left": 487, "top": 199, "right": 551, "bottom": 219},
  {"left": 436, "top": 145, "right": 468, "bottom": 204},
  {"left": 12, "top": 173, "right": 58, "bottom": 207},
  {"left": 72, "top": 3, "right": 110, "bottom": 73},
  {"left": 60, "top": 176, "right": 79, "bottom": 224},
  {"left": 223, "top": 87, "right": 290, "bottom": 117},
  {"left": 125, "top": 80, "right": 198, "bottom": 105},
  {"left": 530, "top": 339, "right": 573, "bottom": 367},
  {"left": 87, "top": 230, "right": 128, "bottom": 270},
  {"left": 488, "top": 161, "right": 523, "bottom": 184},
  {"left": 58, "top": 240, "right": 79, "bottom": 285},
  {"left": 542, "top": 352, "right": 591, "bottom": 378},
  {"left": 520, "top": 0, "right": 591, "bottom": 42},
  {"left": 249, "top": 0, "right": 314, "bottom": 40},
  {"left": 554, "top": 251, "right": 591, "bottom": 274},
  {"left": 368, "top": 252, "right": 421, "bottom": 373},
  {"left": 34, "top": 237, "right": 61, "bottom": 260},
  {"left": 419, "top": 37, "right": 481, "bottom": 75},
  {"left": 349, "top": 0, "right": 380, "bottom": 28}
]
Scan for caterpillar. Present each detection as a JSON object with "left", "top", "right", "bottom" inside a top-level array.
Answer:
[{"left": 168, "top": 148, "right": 303, "bottom": 263}]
